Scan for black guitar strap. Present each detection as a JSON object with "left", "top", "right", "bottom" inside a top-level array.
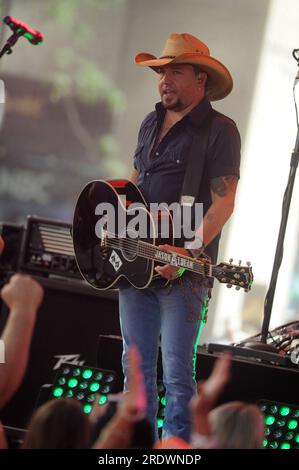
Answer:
[{"left": 180, "top": 109, "right": 215, "bottom": 210}]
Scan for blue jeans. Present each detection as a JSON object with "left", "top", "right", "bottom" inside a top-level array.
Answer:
[{"left": 118, "top": 274, "right": 209, "bottom": 442}]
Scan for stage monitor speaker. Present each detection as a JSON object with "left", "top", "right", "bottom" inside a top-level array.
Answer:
[
  {"left": 96, "top": 336, "right": 299, "bottom": 407},
  {"left": 196, "top": 349, "right": 299, "bottom": 406},
  {"left": 0, "top": 277, "right": 120, "bottom": 429}
]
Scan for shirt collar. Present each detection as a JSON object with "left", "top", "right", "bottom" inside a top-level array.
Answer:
[{"left": 155, "top": 95, "right": 212, "bottom": 128}]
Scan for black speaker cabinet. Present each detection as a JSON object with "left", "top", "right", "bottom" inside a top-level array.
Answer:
[{"left": 0, "top": 277, "right": 120, "bottom": 429}]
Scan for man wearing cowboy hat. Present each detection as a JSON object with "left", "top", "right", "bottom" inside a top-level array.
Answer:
[{"left": 118, "top": 33, "right": 241, "bottom": 442}]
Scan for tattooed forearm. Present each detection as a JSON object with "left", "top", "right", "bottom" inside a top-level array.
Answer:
[{"left": 211, "top": 175, "right": 238, "bottom": 198}]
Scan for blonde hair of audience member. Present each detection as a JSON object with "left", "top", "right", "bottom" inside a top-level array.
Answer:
[
  {"left": 209, "top": 401, "right": 265, "bottom": 449},
  {"left": 23, "top": 399, "right": 91, "bottom": 449}
]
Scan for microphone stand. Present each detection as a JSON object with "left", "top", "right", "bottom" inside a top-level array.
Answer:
[
  {"left": 0, "top": 30, "right": 24, "bottom": 59},
  {"left": 245, "top": 49, "right": 299, "bottom": 353}
]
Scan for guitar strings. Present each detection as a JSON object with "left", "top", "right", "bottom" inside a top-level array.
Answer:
[
  {"left": 105, "top": 237, "right": 213, "bottom": 276},
  {"left": 100, "top": 229, "right": 248, "bottom": 283}
]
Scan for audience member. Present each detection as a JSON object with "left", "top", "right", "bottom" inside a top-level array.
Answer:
[
  {"left": 0, "top": 274, "right": 44, "bottom": 409},
  {"left": 190, "top": 353, "right": 264, "bottom": 449},
  {"left": 23, "top": 399, "right": 91, "bottom": 449},
  {"left": 93, "top": 345, "right": 150, "bottom": 449}
]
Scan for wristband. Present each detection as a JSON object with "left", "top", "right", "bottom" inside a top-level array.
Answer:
[{"left": 177, "top": 267, "right": 186, "bottom": 277}]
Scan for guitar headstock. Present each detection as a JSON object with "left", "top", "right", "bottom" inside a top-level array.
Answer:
[{"left": 215, "top": 258, "right": 253, "bottom": 292}]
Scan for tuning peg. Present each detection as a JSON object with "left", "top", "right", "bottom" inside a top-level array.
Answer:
[
  {"left": 229, "top": 258, "right": 233, "bottom": 264},
  {"left": 238, "top": 260, "right": 242, "bottom": 266},
  {"left": 235, "top": 286, "right": 241, "bottom": 290},
  {"left": 226, "top": 284, "right": 232, "bottom": 288},
  {"left": 246, "top": 261, "right": 251, "bottom": 267},
  {"left": 244, "top": 288, "right": 249, "bottom": 293}
]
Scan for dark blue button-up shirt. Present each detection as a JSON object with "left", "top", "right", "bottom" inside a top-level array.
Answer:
[{"left": 133, "top": 96, "right": 241, "bottom": 265}]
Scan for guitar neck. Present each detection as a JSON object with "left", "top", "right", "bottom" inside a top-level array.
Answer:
[
  {"left": 104, "top": 236, "right": 253, "bottom": 290},
  {"left": 137, "top": 240, "right": 214, "bottom": 278}
]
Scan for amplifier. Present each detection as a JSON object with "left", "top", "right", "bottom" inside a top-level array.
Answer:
[{"left": 19, "top": 215, "right": 81, "bottom": 281}]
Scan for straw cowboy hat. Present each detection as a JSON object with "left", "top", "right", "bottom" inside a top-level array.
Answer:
[{"left": 135, "top": 33, "right": 233, "bottom": 101}]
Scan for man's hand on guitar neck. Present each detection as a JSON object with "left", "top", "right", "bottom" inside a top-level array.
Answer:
[{"left": 154, "top": 244, "right": 191, "bottom": 281}]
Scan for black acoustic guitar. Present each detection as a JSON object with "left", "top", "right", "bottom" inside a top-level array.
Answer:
[{"left": 72, "top": 179, "right": 253, "bottom": 291}]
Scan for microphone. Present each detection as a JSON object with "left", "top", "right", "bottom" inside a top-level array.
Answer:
[{"left": 3, "top": 16, "right": 43, "bottom": 45}]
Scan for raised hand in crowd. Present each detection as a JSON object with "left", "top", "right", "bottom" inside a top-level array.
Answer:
[
  {"left": 189, "top": 353, "right": 231, "bottom": 448},
  {"left": 0, "top": 274, "right": 44, "bottom": 409},
  {"left": 93, "top": 345, "right": 148, "bottom": 449}
]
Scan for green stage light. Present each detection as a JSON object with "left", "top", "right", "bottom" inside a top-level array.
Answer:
[
  {"left": 269, "top": 441, "right": 278, "bottom": 449},
  {"left": 83, "top": 404, "right": 92, "bottom": 414},
  {"left": 90, "top": 382, "right": 100, "bottom": 392},
  {"left": 49, "top": 362, "right": 120, "bottom": 416},
  {"left": 82, "top": 369, "right": 93, "bottom": 379},
  {"left": 76, "top": 392, "right": 85, "bottom": 401},
  {"left": 287, "top": 420, "right": 298, "bottom": 430},
  {"left": 280, "top": 407, "right": 290, "bottom": 416},
  {"left": 52, "top": 387, "right": 63, "bottom": 397},
  {"left": 277, "top": 419, "right": 286, "bottom": 427},
  {"left": 157, "top": 418, "right": 164, "bottom": 429},
  {"left": 157, "top": 382, "right": 166, "bottom": 436},
  {"left": 68, "top": 378, "right": 78, "bottom": 388},
  {"left": 265, "top": 416, "right": 275, "bottom": 425},
  {"left": 258, "top": 399, "right": 299, "bottom": 450},
  {"left": 99, "top": 395, "right": 107, "bottom": 405},
  {"left": 86, "top": 394, "right": 95, "bottom": 403},
  {"left": 270, "top": 405, "right": 278, "bottom": 414},
  {"left": 79, "top": 381, "right": 88, "bottom": 390}
]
